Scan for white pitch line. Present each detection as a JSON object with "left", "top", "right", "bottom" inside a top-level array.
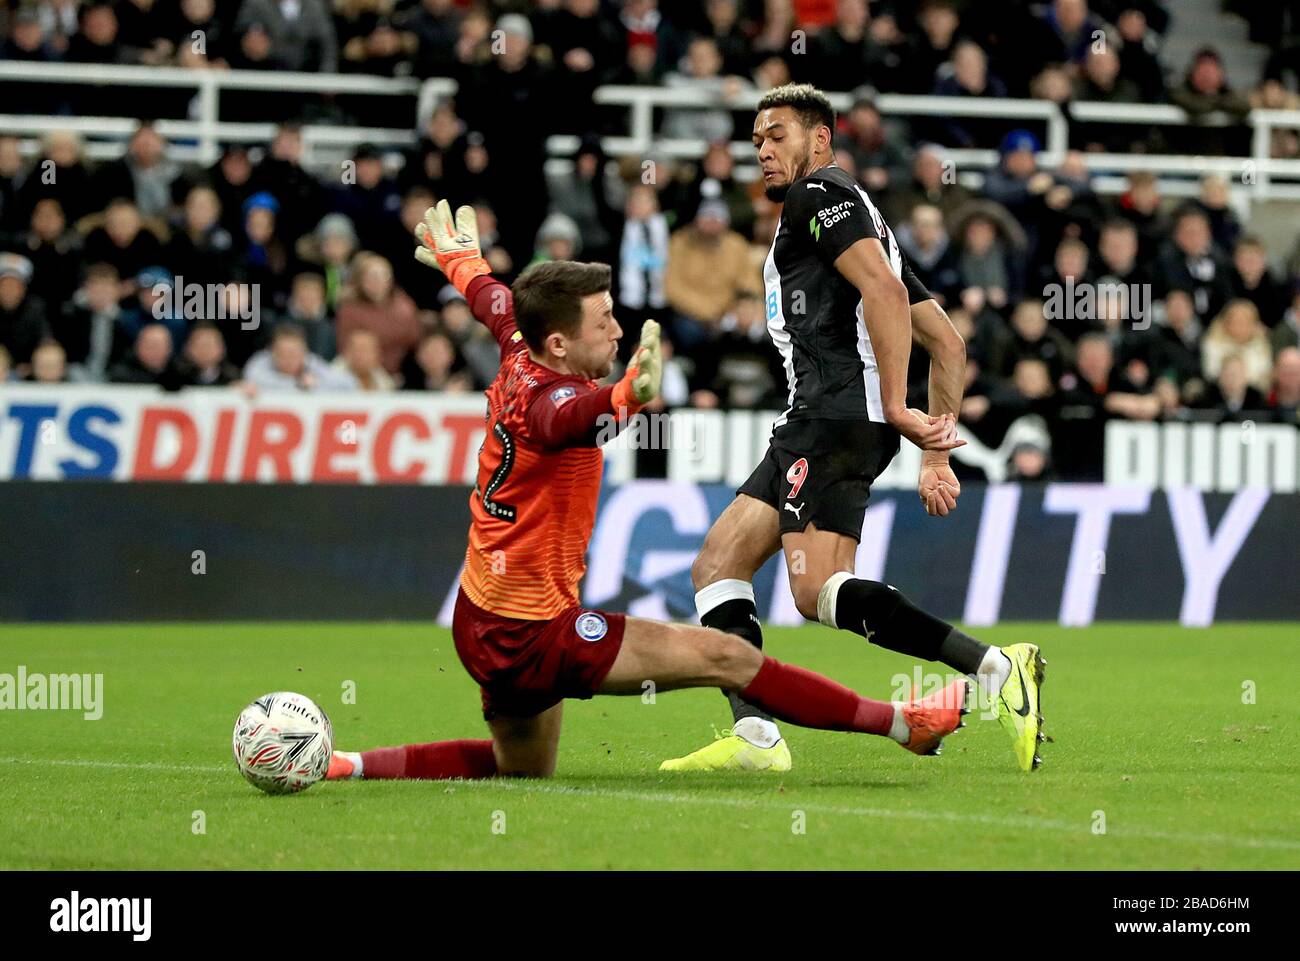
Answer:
[{"left": 4, "top": 756, "right": 1297, "bottom": 853}]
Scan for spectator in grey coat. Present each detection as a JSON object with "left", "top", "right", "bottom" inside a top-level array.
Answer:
[{"left": 236, "top": 0, "right": 338, "bottom": 72}]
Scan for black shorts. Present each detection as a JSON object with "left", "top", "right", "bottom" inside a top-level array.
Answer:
[{"left": 738, "top": 418, "right": 900, "bottom": 540}]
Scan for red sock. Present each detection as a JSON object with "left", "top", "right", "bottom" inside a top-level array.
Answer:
[
  {"left": 740, "top": 657, "right": 895, "bottom": 736},
  {"left": 360, "top": 740, "right": 497, "bottom": 780}
]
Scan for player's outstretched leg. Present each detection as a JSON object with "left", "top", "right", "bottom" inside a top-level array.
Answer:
[
  {"left": 326, "top": 740, "right": 498, "bottom": 780},
  {"left": 328, "top": 702, "right": 565, "bottom": 780},
  {"left": 604, "top": 618, "right": 969, "bottom": 758},
  {"left": 663, "top": 496, "right": 788, "bottom": 772},
  {"left": 815, "top": 571, "right": 1047, "bottom": 771}
]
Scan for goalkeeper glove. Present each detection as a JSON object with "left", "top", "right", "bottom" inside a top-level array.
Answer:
[
  {"left": 414, "top": 199, "right": 491, "bottom": 295},
  {"left": 611, "top": 319, "right": 662, "bottom": 411}
]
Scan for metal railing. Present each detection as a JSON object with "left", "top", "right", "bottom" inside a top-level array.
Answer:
[
  {"left": 544, "top": 83, "right": 1300, "bottom": 204},
  {"left": 2, "top": 62, "right": 1299, "bottom": 203},
  {"left": 0, "top": 61, "right": 454, "bottom": 168}
]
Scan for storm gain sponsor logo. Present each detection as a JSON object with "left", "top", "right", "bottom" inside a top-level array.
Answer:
[{"left": 809, "top": 201, "right": 856, "bottom": 240}]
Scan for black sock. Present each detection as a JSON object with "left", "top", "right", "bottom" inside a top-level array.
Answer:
[
  {"left": 701, "top": 597, "right": 773, "bottom": 724},
  {"left": 834, "top": 578, "right": 990, "bottom": 672}
]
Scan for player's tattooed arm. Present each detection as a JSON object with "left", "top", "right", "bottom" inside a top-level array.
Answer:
[
  {"left": 910, "top": 298, "right": 966, "bottom": 516},
  {"left": 832, "top": 239, "right": 964, "bottom": 455}
]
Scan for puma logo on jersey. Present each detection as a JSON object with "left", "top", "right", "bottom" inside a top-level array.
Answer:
[
  {"left": 783, "top": 502, "right": 805, "bottom": 519},
  {"left": 805, "top": 181, "right": 827, "bottom": 192}
]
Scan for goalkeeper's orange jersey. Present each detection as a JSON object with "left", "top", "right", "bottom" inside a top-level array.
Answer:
[{"left": 458, "top": 277, "right": 622, "bottom": 620}]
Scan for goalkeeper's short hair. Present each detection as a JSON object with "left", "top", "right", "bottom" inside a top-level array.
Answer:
[{"left": 510, "top": 260, "right": 612, "bottom": 352}]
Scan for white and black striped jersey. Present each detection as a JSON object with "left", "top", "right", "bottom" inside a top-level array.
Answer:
[{"left": 762, "top": 164, "right": 931, "bottom": 426}]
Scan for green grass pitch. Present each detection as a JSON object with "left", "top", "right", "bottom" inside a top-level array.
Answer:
[{"left": 1, "top": 622, "right": 1296, "bottom": 870}]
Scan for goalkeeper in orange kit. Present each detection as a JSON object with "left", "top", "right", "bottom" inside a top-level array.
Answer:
[{"left": 324, "top": 201, "right": 967, "bottom": 782}]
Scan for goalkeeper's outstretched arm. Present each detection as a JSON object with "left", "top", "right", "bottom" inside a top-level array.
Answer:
[{"left": 414, "top": 200, "right": 521, "bottom": 353}]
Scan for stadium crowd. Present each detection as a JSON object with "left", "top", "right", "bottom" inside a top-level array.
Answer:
[{"left": 1, "top": 0, "right": 1300, "bottom": 479}]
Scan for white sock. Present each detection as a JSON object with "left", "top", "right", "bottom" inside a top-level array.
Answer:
[
  {"left": 888, "top": 704, "right": 910, "bottom": 744},
  {"left": 975, "top": 647, "right": 1013, "bottom": 698},
  {"left": 339, "top": 751, "right": 364, "bottom": 779},
  {"left": 732, "top": 716, "right": 781, "bottom": 749}
]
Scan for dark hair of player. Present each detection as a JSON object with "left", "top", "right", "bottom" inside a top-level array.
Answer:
[
  {"left": 510, "top": 260, "right": 612, "bottom": 352},
  {"left": 756, "top": 83, "right": 836, "bottom": 136}
]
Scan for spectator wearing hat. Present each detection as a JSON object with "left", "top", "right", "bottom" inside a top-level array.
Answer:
[
  {"left": 529, "top": 213, "right": 582, "bottom": 268},
  {"left": 0, "top": 253, "right": 48, "bottom": 370},
  {"left": 299, "top": 213, "right": 359, "bottom": 311},
  {"left": 238, "top": 191, "right": 295, "bottom": 308},
  {"left": 243, "top": 323, "right": 357, "bottom": 391},
  {"left": 621, "top": 0, "right": 685, "bottom": 76},
  {"left": 981, "top": 130, "right": 1051, "bottom": 238},
  {"left": 664, "top": 198, "right": 754, "bottom": 349},
  {"left": 252, "top": 124, "right": 327, "bottom": 243},
  {"left": 109, "top": 323, "right": 185, "bottom": 388},
  {"left": 119, "top": 266, "right": 186, "bottom": 347},
  {"left": 335, "top": 252, "right": 420, "bottom": 376},
  {"left": 55, "top": 264, "right": 130, "bottom": 383},
  {"left": 236, "top": 0, "right": 338, "bottom": 72}
]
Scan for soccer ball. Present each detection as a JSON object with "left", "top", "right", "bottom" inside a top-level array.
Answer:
[{"left": 232, "top": 692, "right": 333, "bottom": 794}]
